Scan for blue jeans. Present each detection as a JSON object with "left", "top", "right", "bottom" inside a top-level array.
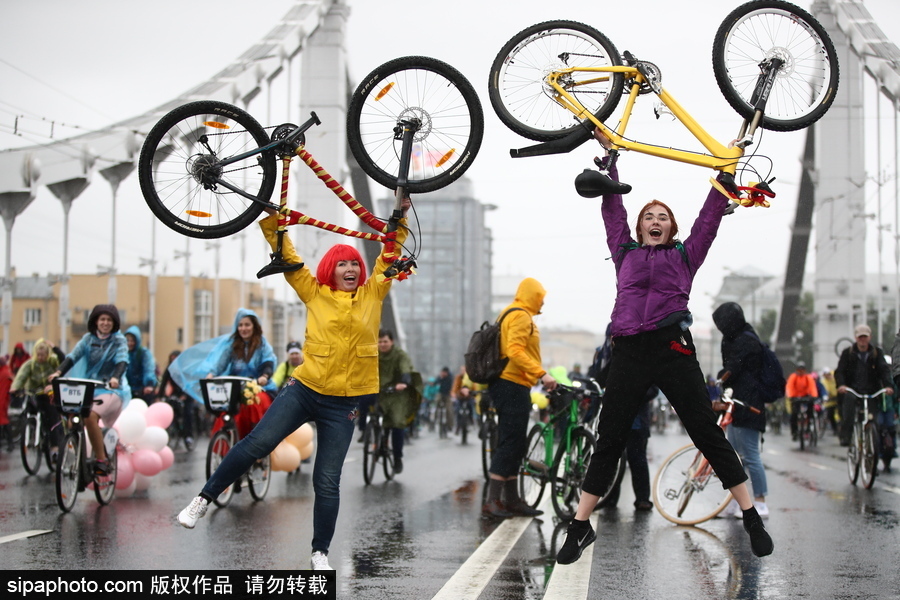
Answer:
[
  {"left": 202, "top": 379, "right": 367, "bottom": 554},
  {"left": 727, "top": 425, "right": 768, "bottom": 498}
]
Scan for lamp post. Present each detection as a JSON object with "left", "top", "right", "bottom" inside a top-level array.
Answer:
[
  {"left": 205, "top": 241, "right": 221, "bottom": 337},
  {"left": 174, "top": 239, "right": 191, "bottom": 350}
]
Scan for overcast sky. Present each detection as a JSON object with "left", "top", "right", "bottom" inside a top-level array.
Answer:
[{"left": 1, "top": 0, "right": 899, "bottom": 336}]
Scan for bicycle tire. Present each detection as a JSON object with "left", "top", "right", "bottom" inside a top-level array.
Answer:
[
  {"left": 712, "top": 0, "right": 839, "bottom": 131},
  {"left": 810, "top": 414, "right": 818, "bottom": 448},
  {"left": 138, "top": 100, "right": 275, "bottom": 239},
  {"left": 594, "top": 450, "right": 627, "bottom": 509},
  {"left": 488, "top": 20, "right": 624, "bottom": 142},
  {"left": 481, "top": 417, "right": 497, "bottom": 481},
  {"left": 207, "top": 430, "right": 235, "bottom": 507},
  {"left": 42, "top": 422, "right": 56, "bottom": 474},
  {"left": 382, "top": 438, "right": 395, "bottom": 481},
  {"left": 363, "top": 421, "right": 381, "bottom": 485},
  {"left": 847, "top": 424, "right": 861, "bottom": 484},
  {"left": 652, "top": 443, "right": 732, "bottom": 525},
  {"left": 436, "top": 404, "right": 448, "bottom": 439},
  {"left": 861, "top": 422, "right": 879, "bottom": 489},
  {"left": 518, "top": 424, "right": 549, "bottom": 508},
  {"left": 56, "top": 432, "right": 81, "bottom": 512},
  {"left": 550, "top": 427, "right": 596, "bottom": 521},
  {"left": 460, "top": 410, "right": 469, "bottom": 445},
  {"left": 248, "top": 455, "right": 271, "bottom": 501},
  {"left": 347, "top": 56, "right": 483, "bottom": 193},
  {"left": 21, "top": 415, "right": 42, "bottom": 475},
  {"left": 93, "top": 448, "right": 117, "bottom": 505},
  {"left": 799, "top": 413, "right": 807, "bottom": 451}
]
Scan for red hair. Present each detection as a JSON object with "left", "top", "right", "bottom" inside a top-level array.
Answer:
[
  {"left": 316, "top": 244, "right": 366, "bottom": 289},
  {"left": 635, "top": 200, "right": 679, "bottom": 245}
]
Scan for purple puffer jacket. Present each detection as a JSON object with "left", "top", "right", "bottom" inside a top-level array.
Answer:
[{"left": 602, "top": 165, "right": 729, "bottom": 337}]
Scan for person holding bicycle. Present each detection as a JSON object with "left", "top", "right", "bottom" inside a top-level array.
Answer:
[
  {"left": 48, "top": 304, "right": 131, "bottom": 475},
  {"left": 835, "top": 325, "right": 893, "bottom": 446},
  {"left": 785, "top": 362, "right": 818, "bottom": 442},
  {"left": 713, "top": 302, "right": 775, "bottom": 518},
  {"left": 482, "top": 277, "right": 557, "bottom": 519},
  {"left": 376, "top": 329, "right": 420, "bottom": 474},
  {"left": 11, "top": 339, "right": 62, "bottom": 458},
  {"left": 178, "top": 196, "right": 410, "bottom": 571},
  {"left": 557, "top": 133, "right": 773, "bottom": 564}
]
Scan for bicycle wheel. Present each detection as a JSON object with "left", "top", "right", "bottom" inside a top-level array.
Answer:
[
  {"left": 550, "top": 427, "right": 596, "bottom": 521},
  {"left": 712, "top": 0, "right": 839, "bottom": 131},
  {"left": 93, "top": 448, "right": 117, "bottom": 505},
  {"left": 56, "top": 433, "right": 81, "bottom": 512},
  {"left": 481, "top": 417, "right": 497, "bottom": 480},
  {"left": 248, "top": 454, "right": 271, "bottom": 501},
  {"left": 810, "top": 414, "right": 818, "bottom": 448},
  {"left": 488, "top": 20, "right": 624, "bottom": 142},
  {"left": 348, "top": 56, "right": 483, "bottom": 193},
  {"left": 363, "top": 421, "right": 381, "bottom": 485},
  {"left": 382, "top": 439, "right": 395, "bottom": 481},
  {"left": 460, "top": 411, "right": 469, "bottom": 445},
  {"left": 652, "top": 444, "right": 732, "bottom": 525},
  {"left": 138, "top": 100, "right": 275, "bottom": 239},
  {"left": 206, "top": 430, "right": 234, "bottom": 507},
  {"left": 594, "top": 450, "right": 628, "bottom": 509},
  {"left": 799, "top": 413, "right": 807, "bottom": 451},
  {"left": 861, "top": 422, "right": 879, "bottom": 489},
  {"left": 847, "top": 424, "right": 861, "bottom": 485},
  {"left": 518, "top": 424, "right": 549, "bottom": 508},
  {"left": 20, "top": 415, "right": 42, "bottom": 475},
  {"left": 436, "top": 404, "right": 448, "bottom": 439}
]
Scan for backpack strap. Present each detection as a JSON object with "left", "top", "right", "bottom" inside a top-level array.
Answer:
[
  {"left": 498, "top": 307, "right": 532, "bottom": 334},
  {"left": 610, "top": 241, "right": 691, "bottom": 271}
]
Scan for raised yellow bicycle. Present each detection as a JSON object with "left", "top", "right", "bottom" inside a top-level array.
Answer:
[{"left": 488, "top": 0, "right": 838, "bottom": 203}]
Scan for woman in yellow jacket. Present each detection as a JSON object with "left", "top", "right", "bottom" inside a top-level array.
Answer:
[
  {"left": 178, "top": 199, "right": 409, "bottom": 571},
  {"left": 482, "top": 277, "right": 558, "bottom": 518}
]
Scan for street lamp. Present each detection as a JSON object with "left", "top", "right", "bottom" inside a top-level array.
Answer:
[{"left": 174, "top": 240, "right": 191, "bottom": 349}]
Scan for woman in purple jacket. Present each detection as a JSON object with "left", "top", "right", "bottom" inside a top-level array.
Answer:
[{"left": 556, "top": 133, "right": 773, "bottom": 565}]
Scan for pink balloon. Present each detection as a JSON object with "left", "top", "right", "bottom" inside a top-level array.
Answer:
[
  {"left": 116, "top": 451, "right": 135, "bottom": 490},
  {"left": 132, "top": 448, "right": 163, "bottom": 476},
  {"left": 158, "top": 446, "right": 175, "bottom": 470},
  {"left": 145, "top": 402, "right": 174, "bottom": 429}
]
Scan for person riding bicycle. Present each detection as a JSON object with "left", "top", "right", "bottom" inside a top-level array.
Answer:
[
  {"left": 178, "top": 194, "right": 410, "bottom": 571},
  {"left": 124, "top": 325, "right": 158, "bottom": 403},
  {"left": 11, "top": 339, "right": 62, "bottom": 459},
  {"left": 376, "top": 329, "right": 421, "bottom": 474},
  {"left": 272, "top": 341, "right": 304, "bottom": 392},
  {"left": 451, "top": 366, "right": 482, "bottom": 435},
  {"left": 157, "top": 350, "right": 194, "bottom": 451},
  {"left": 482, "top": 277, "right": 557, "bottom": 519},
  {"left": 48, "top": 304, "right": 131, "bottom": 475},
  {"left": 785, "top": 362, "right": 818, "bottom": 442},
  {"left": 170, "top": 308, "right": 277, "bottom": 441},
  {"left": 834, "top": 325, "right": 894, "bottom": 447},
  {"left": 556, "top": 132, "right": 773, "bottom": 565}
]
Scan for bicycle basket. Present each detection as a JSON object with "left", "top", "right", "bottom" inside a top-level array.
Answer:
[
  {"left": 8, "top": 392, "right": 27, "bottom": 417},
  {"left": 200, "top": 377, "right": 248, "bottom": 415},
  {"left": 52, "top": 378, "right": 97, "bottom": 417}
]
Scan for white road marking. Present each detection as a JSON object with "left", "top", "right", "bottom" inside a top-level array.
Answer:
[
  {"left": 808, "top": 462, "right": 831, "bottom": 471},
  {"left": 542, "top": 513, "right": 599, "bottom": 600},
  {"left": 432, "top": 497, "right": 550, "bottom": 600},
  {"left": 0, "top": 530, "right": 53, "bottom": 545}
]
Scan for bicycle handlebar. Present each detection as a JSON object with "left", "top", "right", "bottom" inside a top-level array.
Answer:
[{"left": 842, "top": 387, "right": 891, "bottom": 400}]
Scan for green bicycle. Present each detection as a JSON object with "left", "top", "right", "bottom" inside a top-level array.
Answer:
[{"left": 519, "top": 381, "right": 625, "bottom": 519}]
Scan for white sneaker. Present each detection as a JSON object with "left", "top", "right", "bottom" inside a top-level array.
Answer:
[
  {"left": 754, "top": 501, "right": 769, "bottom": 518},
  {"left": 718, "top": 498, "right": 740, "bottom": 519},
  {"left": 178, "top": 496, "right": 209, "bottom": 529},
  {"left": 310, "top": 551, "right": 333, "bottom": 570}
]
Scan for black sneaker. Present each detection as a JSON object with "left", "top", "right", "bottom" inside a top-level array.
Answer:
[
  {"left": 556, "top": 520, "right": 596, "bottom": 565},
  {"left": 744, "top": 513, "right": 774, "bottom": 557},
  {"left": 394, "top": 457, "right": 403, "bottom": 474}
]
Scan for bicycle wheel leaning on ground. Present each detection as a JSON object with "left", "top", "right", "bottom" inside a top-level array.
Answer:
[
  {"left": 518, "top": 424, "right": 549, "bottom": 508},
  {"left": 138, "top": 100, "right": 276, "bottom": 239},
  {"left": 652, "top": 443, "right": 732, "bottom": 525},
  {"left": 248, "top": 455, "right": 271, "bottom": 501},
  {"left": 347, "top": 56, "right": 484, "bottom": 193},
  {"left": 550, "top": 427, "right": 596, "bottom": 520},
  {"left": 860, "top": 422, "right": 879, "bottom": 489},
  {"left": 20, "top": 413, "right": 42, "bottom": 475},
  {"left": 362, "top": 421, "right": 381, "bottom": 485},
  {"left": 56, "top": 432, "right": 81, "bottom": 513}
]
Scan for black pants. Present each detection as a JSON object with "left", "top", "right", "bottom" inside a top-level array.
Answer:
[
  {"left": 582, "top": 324, "right": 748, "bottom": 496},
  {"left": 487, "top": 378, "right": 531, "bottom": 478},
  {"left": 790, "top": 396, "right": 815, "bottom": 436}
]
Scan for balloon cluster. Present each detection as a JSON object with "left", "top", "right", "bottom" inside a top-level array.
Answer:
[
  {"left": 111, "top": 399, "right": 176, "bottom": 497},
  {"left": 269, "top": 423, "right": 315, "bottom": 472}
]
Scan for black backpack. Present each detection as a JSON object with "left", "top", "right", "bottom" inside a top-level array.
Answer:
[
  {"left": 744, "top": 331, "right": 786, "bottom": 402},
  {"left": 464, "top": 308, "right": 525, "bottom": 384}
]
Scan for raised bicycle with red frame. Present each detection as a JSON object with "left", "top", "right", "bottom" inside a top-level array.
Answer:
[{"left": 138, "top": 56, "right": 483, "bottom": 279}]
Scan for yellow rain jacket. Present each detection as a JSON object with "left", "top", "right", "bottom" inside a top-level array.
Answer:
[
  {"left": 498, "top": 277, "right": 547, "bottom": 388},
  {"left": 260, "top": 215, "right": 408, "bottom": 396}
]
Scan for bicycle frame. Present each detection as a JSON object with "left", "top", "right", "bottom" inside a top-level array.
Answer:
[{"left": 547, "top": 65, "right": 743, "bottom": 174}]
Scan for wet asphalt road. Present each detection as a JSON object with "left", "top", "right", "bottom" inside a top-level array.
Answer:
[{"left": 2, "top": 416, "right": 900, "bottom": 600}]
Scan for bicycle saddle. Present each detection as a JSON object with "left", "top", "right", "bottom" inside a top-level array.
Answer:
[
  {"left": 574, "top": 169, "right": 632, "bottom": 197},
  {"left": 256, "top": 258, "right": 304, "bottom": 279}
]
